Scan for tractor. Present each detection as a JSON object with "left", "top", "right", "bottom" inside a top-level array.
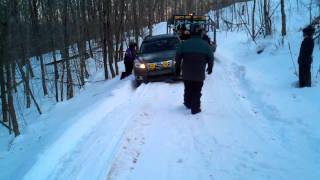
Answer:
[{"left": 167, "top": 13, "right": 217, "bottom": 52}]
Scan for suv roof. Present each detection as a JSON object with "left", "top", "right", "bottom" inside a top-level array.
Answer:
[{"left": 143, "top": 34, "right": 179, "bottom": 42}]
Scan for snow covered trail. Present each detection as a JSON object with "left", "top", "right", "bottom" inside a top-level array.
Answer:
[
  {"left": 105, "top": 53, "right": 311, "bottom": 180},
  {"left": 21, "top": 79, "right": 159, "bottom": 180},
  {"left": 21, "top": 50, "right": 319, "bottom": 180},
  {"left": 3, "top": 2, "right": 320, "bottom": 178},
  {"left": 17, "top": 26, "right": 319, "bottom": 180}
]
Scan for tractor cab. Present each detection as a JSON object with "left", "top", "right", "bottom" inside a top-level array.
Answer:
[
  {"left": 167, "top": 13, "right": 217, "bottom": 52},
  {"left": 167, "top": 13, "right": 209, "bottom": 38}
]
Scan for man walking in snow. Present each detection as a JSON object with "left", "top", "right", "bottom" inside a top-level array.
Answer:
[
  {"left": 298, "top": 25, "right": 315, "bottom": 87},
  {"left": 175, "top": 24, "right": 214, "bottom": 115}
]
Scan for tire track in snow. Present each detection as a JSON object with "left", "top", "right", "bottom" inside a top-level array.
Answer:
[
  {"left": 106, "top": 55, "right": 296, "bottom": 180},
  {"left": 22, "top": 81, "right": 153, "bottom": 180}
]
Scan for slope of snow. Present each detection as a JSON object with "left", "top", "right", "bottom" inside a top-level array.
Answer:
[{"left": 1, "top": 1, "right": 320, "bottom": 180}]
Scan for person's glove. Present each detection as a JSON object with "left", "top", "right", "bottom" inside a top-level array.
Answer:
[{"left": 206, "top": 68, "right": 212, "bottom": 75}]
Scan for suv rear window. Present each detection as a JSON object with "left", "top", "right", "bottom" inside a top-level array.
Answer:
[{"left": 140, "top": 37, "right": 180, "bottom": 54}]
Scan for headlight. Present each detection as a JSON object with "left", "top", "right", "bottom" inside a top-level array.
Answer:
[
  {"left": 135, "top": 62, "right": 146, "bottom": 69},
  {"left": 138, "top": 63, "right": 146, "bottom": 69}
]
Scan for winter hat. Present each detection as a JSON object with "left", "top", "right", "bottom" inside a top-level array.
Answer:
[
  {"left": 303, "top": 25, "right": 315, "bottom": 36},
  {"left": 129, "top": 42, "right": 137, "bottom": 49}
]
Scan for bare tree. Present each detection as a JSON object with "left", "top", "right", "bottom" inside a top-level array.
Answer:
[
  {"left": 263, "top": 0, "right": 272, "bottom": 36},
  {"left": 106, "top": 0, "right": 116, "bottom": 78},
  {"left": 252, "top": 0, "right": 256, "bottom": 40},
  {"left": 281, "top": 0, "right": 286, "bottom": 37},
  {"left": 0, "top": 65, "right": 9, "bottom": 123},
  {"left": 1, "top": 0, "right": 251, "bottom": 137},
  {"left": 7, "top": 64, "right": 20, "bottom": 136},
  {"left": 28, "top": 0, "right": 48, "bottom": 96}
]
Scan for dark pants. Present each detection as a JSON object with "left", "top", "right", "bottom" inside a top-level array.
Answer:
[
  {"left": 125, "top": 60, "right": 133, "bottom": 75},
  {"left": 121, "top": 61, "right": 133, "bottom": 80},
  {"left": 184, "top": 80, "right": 203, "bottom": 113},
  {"left": 299, "top": 63, "right": 311, "bottom": 87}
]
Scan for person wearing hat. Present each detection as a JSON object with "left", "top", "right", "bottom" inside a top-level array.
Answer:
[
  {"left": 121, "top": 42, "right": 137, "bottom": 80},
  {"left": 298, "top": 25, "right": 315, "bottom": 87},
  {"left": 180, "top": 24, "right": 191, "bottom": 40},
  {"left": 175, "top": 24, "right": 214, "bottom": 115}
]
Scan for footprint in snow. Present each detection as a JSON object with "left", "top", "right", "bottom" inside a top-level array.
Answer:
[{"left": 176, "top": 158, "right": 183, "bottom": 163}]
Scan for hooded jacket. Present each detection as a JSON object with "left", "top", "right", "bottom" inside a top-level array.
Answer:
[{"left": 176, "top": 35, "right": 214, "bottom": 81}]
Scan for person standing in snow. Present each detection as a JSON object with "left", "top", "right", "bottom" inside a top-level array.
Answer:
[
  {"left": 121, "top": 42, "right": 137, "bottom": 80},
  {"left": 180, "top": 24, "right": 191, "bottom": 40},
  {"left": 298, "top": 25, "right": 315, "bottom": 87},
  {"left": 175, "top": 24, "right": 214, "bottom": 115}
]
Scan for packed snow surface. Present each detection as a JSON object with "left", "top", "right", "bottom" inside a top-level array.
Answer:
[{"left": 1, "top": 1, "right": 320, "bottom": 179}]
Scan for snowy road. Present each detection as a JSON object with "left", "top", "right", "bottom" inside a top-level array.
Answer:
[
  {"left": 21, "top": 50, "right": 318, "bottom": 180},
  {"left": 105, "top": 55, "right": 298, "bottom": 180},
  {"left": 16, "top": 20, "right": 320, "bottom": 180},
  {"left": 2, "top": 1, "right": 320, "bottom": 179}
]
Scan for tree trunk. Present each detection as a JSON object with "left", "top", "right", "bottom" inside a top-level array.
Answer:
[
  {"left": 263, "top": 0, "right": 272, "bottom": 36},
  {"left": 11, "top": 63, "right": 17, "bottom": 93},
  {"left": 101, "top": 0, "right": 109, "bottom": 80},
  {"left": 52, "top": 50, "right": 59, "bottom": 102},
  {"left": 26, "top": 63, "right": 31, "bottom": 108},
  {"left": 65, "top": 50, "right": 73, "bottom": 100},
  {"left": 77, "top": 41, "right": 86, "bottom": 86},
  {"left": 0, "top": 65, "right": 9, "bottom": 122},
  {"left": 281, "top": 0, "right": 286, "bottom": 37},
  {"left": 215, "top": 0, "right": 220, "bottom": 29},
  {"left": 29, "top": 0, "right": 48, "bottom": 96},
  {"left": 252, "top": 0, "right": 256, "bottom": 40},
  {"left": 20, "top": 45, "right": 32, "bottom": 108},
  {"left": 6, "top": 64, "right": 20, "bottom": 137},
  {"left": 132, "top": 0, "right": 139, "bottom": 46},
  {"left": 114, "top": 31, "right": 120, "bottom": 75},
  {"left": 88, "top": 40, "right": 94, "bottom": 58},
  {"left": 102, "top": 36, "right": 109, "bottom": 80},
  {"left": 27, "top": 60, "right": 35, "bottom": 78},
  {"left": 17, "top": 62, "right": 42, "bottom": 114},
  {"left": 106, "top": 0, "right": 115, "bottom": 78},
  {"left": 38, "top": 55, "right": 48, "bottom": 95},
  {"left": 62, "top": 0, "right": 73, "bottom": 100},
  {"left": 60, "top": 60, "right": 65, "bottom": 102},
  {"left": 77, "top": 0, "right": 88, "bottom": 86}
]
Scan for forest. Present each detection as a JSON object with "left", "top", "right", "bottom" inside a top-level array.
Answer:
[
  {"left": 0, "top": 0, "right": 300, "bottom": 137},
  {"left": 2, "top": 1, "right": 320, "bottom": 180}
]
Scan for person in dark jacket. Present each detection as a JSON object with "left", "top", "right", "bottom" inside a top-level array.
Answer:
[
  {"left": 176, "top": 25, "right": 214, "bottom": 114},
  {"left": 298, "top": 25, "right": 315, "bottom": 87},
  {"left": 121, "top": 42, "right": 137, "bottom": 80}
]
